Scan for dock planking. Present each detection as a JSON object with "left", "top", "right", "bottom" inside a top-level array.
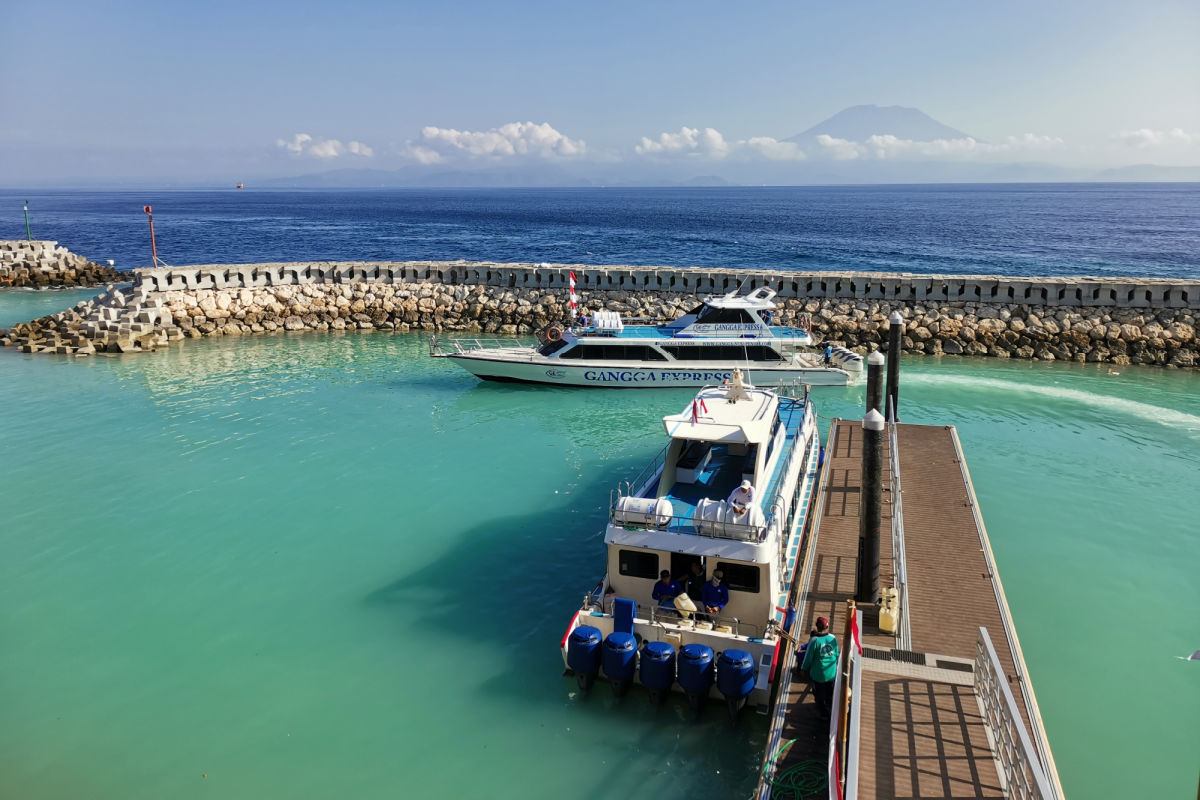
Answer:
[{"left": 765, "top": 419, "right": 1061, "bottom": 800}]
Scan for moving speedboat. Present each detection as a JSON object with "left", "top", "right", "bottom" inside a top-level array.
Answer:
[
  {"left": 429, "top": 286, "right": 861, "bottom": 387},
  {"left": 560, "top": 372, "right": 820, "bottom": 715}
]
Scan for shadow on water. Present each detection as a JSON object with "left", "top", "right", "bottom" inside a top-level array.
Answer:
[{"left": 363, "top": 464, "right": 770, "bottom": 798}]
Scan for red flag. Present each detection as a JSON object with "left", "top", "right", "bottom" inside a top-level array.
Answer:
[
  {"left": 568, "top": 271, "right": 578, "bottom": 316},
  {"left": 698, "top": 397, "right": 708, "bottom": 414},
  {"left": 691, "top": 399, "right": 699, "bottom": 424},
  {"left": 850, "top": 608, "right": 863, "bottom": 654}
]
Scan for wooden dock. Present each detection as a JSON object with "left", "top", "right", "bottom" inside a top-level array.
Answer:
[{"left": 759, "top": 419, "right": 1063, "bottom": 800}]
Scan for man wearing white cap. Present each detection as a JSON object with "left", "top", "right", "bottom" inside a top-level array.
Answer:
[{"left": 726, "top": 480, "right": 755, "bottom": 515}]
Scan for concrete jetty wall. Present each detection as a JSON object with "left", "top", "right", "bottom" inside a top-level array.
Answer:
[
  {"left": 3, "top": 260, "right": 1196, "bottom": 367},
  {"left": 0, "top": 240, "right": 124, "bottom": 288}
]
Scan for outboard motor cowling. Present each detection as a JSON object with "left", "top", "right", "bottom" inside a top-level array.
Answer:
[
  {"left": 567, "top": 625, "right": 602, "bottom": 692},
  {"left": 677, "top": 643, "right": 716, "bottom": 715},
  {"left": 639, "top": 641, "right": 676, "bottom": 705},
  {"left": 602, "top": 632, "right": 637, "bottom": 698},
  {"left": 717, "top": 648, "right": 756, "bottom": 723}
]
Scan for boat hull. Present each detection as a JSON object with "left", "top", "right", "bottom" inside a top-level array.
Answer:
[{"left": 444, "top": 354, "right": 852, "bottom": 387}]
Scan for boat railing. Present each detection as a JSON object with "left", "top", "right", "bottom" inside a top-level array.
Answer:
[
  {"left": 427, "top": 334, "right": 535, "bottom": 357},
  {"left": 607, "top": 502, "right": 770, "bottom": 543},
  {"left": 975, "top": 626, "right": 1057, "bottom": 800},
  {"left": 645, "top": 604, "right": 763, "bottom": 639}
]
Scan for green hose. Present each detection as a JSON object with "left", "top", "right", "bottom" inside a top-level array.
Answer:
[{"left": 762, "top": 739, "right": 827, "bottom": 799}]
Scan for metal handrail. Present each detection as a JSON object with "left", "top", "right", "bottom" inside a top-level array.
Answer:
[
  {"left": 975, "top": 627, "right": 1056, "bottom": 800},
  {"left": 842, "top": 610, "right": 864, "bottom": 800},
  {"left": 887, "top": 396, "right": 912, "bottom": 649}
]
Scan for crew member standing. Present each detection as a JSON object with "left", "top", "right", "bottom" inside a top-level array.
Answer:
[{"left": 800, "top": 616, "right": 840, "bottom": 719}]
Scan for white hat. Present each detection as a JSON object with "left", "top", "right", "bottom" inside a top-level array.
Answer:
[{"left": 739, "top": 480, "right": 752, "bottom": 490}]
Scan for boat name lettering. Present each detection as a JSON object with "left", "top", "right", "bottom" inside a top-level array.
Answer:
[{"left": 583, "top": 370, "right": 734, "bottom": 383}]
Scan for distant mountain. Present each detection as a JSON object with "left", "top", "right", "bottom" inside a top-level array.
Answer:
[
  {"left": 788, "top": 104, "right": 971, "bottom": 143},
  {"left": 1089, "top": 164, "right": 1200, "bottom": 181}
]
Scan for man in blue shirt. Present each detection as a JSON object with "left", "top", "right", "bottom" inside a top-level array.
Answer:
[
  {"left": 652, "top": 570, "right": 682, "bottom": 612},
  {"left": 701, "top": 569, "right": 729, "bottom": 617},
  {"left": 823, "top": 344, "right": 833, "bottom": 366}
]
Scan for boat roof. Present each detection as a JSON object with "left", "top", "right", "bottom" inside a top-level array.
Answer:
[
  {"left": 661, "top": 383, "right": 778, "bottom": 444},
  {"left": 703, "top": 285, "right": 778, "bottom": 310}
]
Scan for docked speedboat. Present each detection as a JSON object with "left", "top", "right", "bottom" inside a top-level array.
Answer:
[
  {"left": 429, "top": 286, "right": 860, "bottom": 387},
  {"left": 560, "top": 372, "right": 820, "bottom": 716}
]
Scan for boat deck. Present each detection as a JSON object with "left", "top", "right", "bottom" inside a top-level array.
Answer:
[
  {"left": 768, "top": 420, "right": 1060, "bottom": 799},
  {"left": 654, "top": 398, "right": 808, "bottom": 527}
]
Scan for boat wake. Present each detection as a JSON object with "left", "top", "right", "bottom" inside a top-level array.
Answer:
[{"left": 905, "top": 373, "right": 1200, "bottom": 434}]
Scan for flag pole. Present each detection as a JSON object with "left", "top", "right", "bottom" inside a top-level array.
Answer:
[
  {"left": 143, "top": 205, "right": 159, "bottom": 267},
  {"left": 23, "top": 200, "right": 32, "bottom": 241}
]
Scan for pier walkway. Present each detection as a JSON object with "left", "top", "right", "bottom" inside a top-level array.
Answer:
[{"left": 760, "top": 420, "right": 1062, "bottom": 800}]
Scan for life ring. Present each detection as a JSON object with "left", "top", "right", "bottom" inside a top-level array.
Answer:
[{"left": 546, "top": 326, "right": 563, "bottom": 342}]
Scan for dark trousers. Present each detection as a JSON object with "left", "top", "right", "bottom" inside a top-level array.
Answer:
[{"left": 812, "top": 679, "right": 834, "bottom": 718}]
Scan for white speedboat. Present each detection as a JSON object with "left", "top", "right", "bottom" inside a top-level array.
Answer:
[
  {"left": 560, "top": 372, "right": 820, "bottom": 716},
  {"left": 429, "top": 286, "right": 861, "bottom": 387}
]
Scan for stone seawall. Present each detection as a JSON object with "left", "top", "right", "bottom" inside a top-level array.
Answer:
[
  {"left": 0, "top": 240, "right": 125, "bottom": 288},
  {"left": 2, "top": 261, "right": 1196, "bottom": 367}
]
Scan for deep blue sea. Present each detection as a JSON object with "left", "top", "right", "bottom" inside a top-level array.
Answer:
[{"left": 2, "top": 184, "right": 1198, "bottom": 278}]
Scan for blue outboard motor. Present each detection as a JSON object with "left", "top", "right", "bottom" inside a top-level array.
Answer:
[
  {"left": 639, "top": 641, "right": 676, "bottom": 706},
  {"left": 717, "top": 648, "right": 756, "bottom": 723},
  {"left": 677, "top": 643, "right": 715, "bottom": 716},
  {"left": 602, "top": 632, "right": 637, "bottom": 698},
  {"left": 566, "top": 625, "right": 602, "bottom": 692}
]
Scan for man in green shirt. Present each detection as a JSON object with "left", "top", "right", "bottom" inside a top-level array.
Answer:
[{"left": 800, "top": 616, "right": 840, "bottom": 719}]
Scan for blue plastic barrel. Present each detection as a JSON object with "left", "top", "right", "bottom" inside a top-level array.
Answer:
[
  {"left": 602, "top": 632, "right": 638, "bottom": 697},
  {"left": 567, "top": 625, "right": 602, "bottom": 692},
  {"left": 716, "top": 648, "right": 756, "bottom": 700},
  {"left": 639, "top": 641, "right": 676, "bottom": 704}
]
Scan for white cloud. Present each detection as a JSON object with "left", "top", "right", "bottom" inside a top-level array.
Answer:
[
  {"left": 1113, "top": 128, "right": 1196, "bottom": 149},
  {"left": 417, "top": 121, "right": 586, "bottom": 159},
  {"left": 816, "top": 133, "right": 1064, "bottom": 161},
  {"left": 275, "top": 133, "right": 373, "bottom": 159},
  {"left": 745, "top": 137, "right": 806, "bottom": 161},
  {"left": 635, "top": 127, "right": 804, "bottom": 161}
]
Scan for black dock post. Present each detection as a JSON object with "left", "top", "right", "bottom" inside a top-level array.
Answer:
[
  {"left": 866, "top": 350, "right": 885, "bottom": 415},
  {"left": 856, "top": 409, "right": 885, "bottom": 604},
  {"left": 885, "top": 312, "right": 904, "bottom": 421}
]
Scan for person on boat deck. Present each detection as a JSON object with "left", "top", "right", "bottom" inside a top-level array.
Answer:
[
  {"left": 727, "top": 480, "right": 755, "bottom": 515},
  {"left": 652, "top": 570, "right": 682, "bottom": 611},
  {"left": 682, "top": 561, "right": 706, "bottom": 602},
  {"left": 800, "top": 616, "right": 840, "bottom": 720},
  {"left": 823, "top": 344, "right": 833, "bottom": 366},
  {"left": 701, "top": 569, "right": 729, "bottom": 616}
]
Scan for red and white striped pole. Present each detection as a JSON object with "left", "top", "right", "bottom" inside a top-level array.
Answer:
[{"left": 568, "top": 271, "right": 578, "bottom": 318}]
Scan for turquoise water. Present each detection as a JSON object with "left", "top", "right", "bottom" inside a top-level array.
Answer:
[{"left": 1, "top": 291, "right": 1197, "bottom": 798}]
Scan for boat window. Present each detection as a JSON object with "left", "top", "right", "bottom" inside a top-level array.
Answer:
[
  {"left": 558, "top": 344, "right": 667, "bottom": 361},
  {"left": 618, "top": 549, "right": 659, "bottom": 579},
  {"left": 695, "top": 306, "right": 758, "bottom": 325},
  {"left": 660, "top": 345, "right": 782, "bottom": 361},
  {"left": 715, "top": 562, "right": 760, "bottom": 593},
  {"left": 538, "top": 339, "right": 571, "bottom": 357}
]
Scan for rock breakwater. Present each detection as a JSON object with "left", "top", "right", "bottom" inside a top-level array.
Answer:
[
  {"left": 0, "top": 240, "right": 124, "bottom": 288},
  {"left": 1, "top": 261, "right": 1196, "bottom": 368}
]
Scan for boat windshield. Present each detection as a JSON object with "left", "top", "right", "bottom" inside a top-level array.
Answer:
[{"left": 694, "top": 305, "right": 759, "bottom": 325}]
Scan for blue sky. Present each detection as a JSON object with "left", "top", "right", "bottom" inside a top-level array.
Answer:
[{"left": 2, "top": 0, "right": 1197, "bottom": 184}]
